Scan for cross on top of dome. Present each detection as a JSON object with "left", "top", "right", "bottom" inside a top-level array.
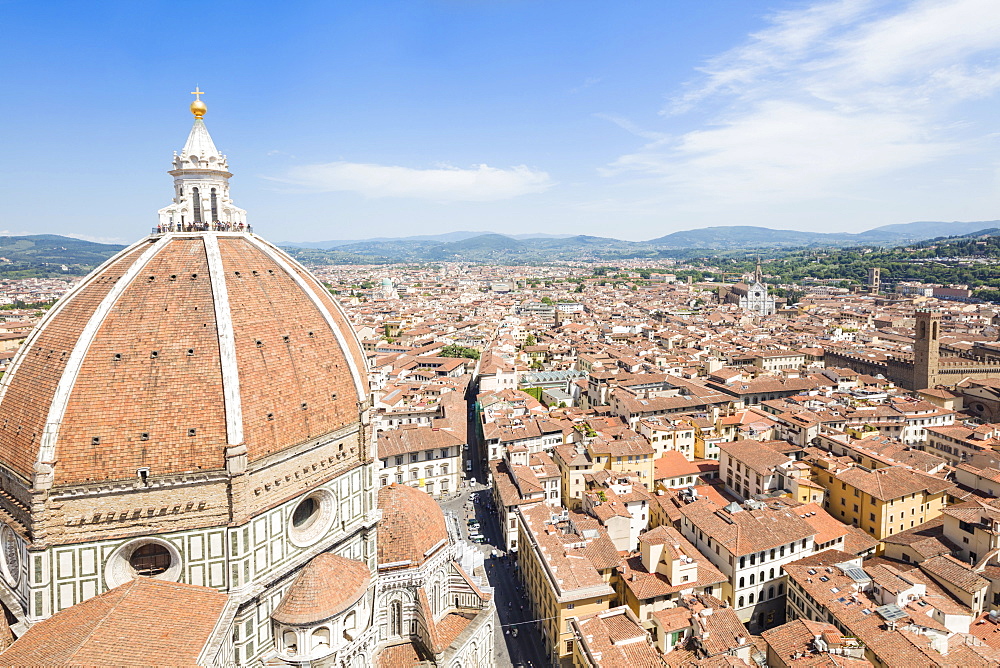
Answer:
[{"left": 190, "top": 86, "right": 207, "bottom": 118}]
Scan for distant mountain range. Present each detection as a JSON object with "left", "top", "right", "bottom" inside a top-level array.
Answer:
[
  {"left": 3, "top": 220, "right": 1000, "bottom": 275},
  {"left": 278, "top": 231, "right": 574, "bottom": 248},
  {"left": 279, "top": 220, "right": 1000, "bottom": 264},
  {"left": 646, "top": 221, "right": 1000, "bottom": 249},
  {"left": 281, "top": 220, "right": 999, "bottom": 252}
]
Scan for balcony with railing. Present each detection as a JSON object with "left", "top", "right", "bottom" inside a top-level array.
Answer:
[{"left": 151, "top": 222, "right": 253, "bottom": 236}]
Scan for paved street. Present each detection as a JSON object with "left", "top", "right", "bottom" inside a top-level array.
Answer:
[{"left": 439, "top": 484, "right": 551, "bottom": 667}]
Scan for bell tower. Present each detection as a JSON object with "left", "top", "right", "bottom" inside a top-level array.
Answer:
[
  {"left": 157, "top": 88, "right": 247, "bottom": 230},
  {"left": 913, "top": 309, "right": 941, "bottom": 390}
]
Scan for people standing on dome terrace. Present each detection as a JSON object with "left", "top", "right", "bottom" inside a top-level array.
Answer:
[{"left": 153, "top": 220, "right": 252, "bottom": 235}]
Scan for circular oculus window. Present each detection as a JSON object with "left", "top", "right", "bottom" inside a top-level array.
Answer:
[
  {"left": 0, "top": 525, "right": 20, "bottom": 586},
  {"left": 105, "top": 537, "right": 182, "bottom": 589},
  {"left": 288, "top": 489, "right": 337, "bottom": 547}
]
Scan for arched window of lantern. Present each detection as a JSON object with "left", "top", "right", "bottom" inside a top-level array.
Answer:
[{"left": 192, "top": 187, "right": 202, "bottom": 223}]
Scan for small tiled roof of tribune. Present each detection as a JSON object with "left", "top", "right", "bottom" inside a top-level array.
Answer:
[
  {"left": 0, "top": 578, "right": 227, "bottom": 666},
  {"left": 377, "top": 483, "right": 449, "bottom": 567},
  {"left": 271, "top": 552, "right": 371, "bottom": 625}
]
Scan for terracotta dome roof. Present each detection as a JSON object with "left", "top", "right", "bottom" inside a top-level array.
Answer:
[
  {"left": 377, "top": 484, "right": 448, "bottom": 567},
  {"left": 0, "top": 232, "right": 368, "bottom": 486},
  {"left": 271, "top": 552, "right": 371, "bottom": 625}
]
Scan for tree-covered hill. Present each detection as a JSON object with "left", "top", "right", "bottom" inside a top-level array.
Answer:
[{"left": 0, "top": 235, "right": 126, "bottom": 277}]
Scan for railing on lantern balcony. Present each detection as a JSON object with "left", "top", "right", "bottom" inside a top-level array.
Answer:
[{"left": 151, "top": 221, "right": 253, "bottom": 235}]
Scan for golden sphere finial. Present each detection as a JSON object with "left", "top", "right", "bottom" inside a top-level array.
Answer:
[{"left": 190, "top": 86, "right": 207, "bottom": 119}]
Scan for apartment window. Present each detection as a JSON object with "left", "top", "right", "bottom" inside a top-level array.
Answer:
[
  {"left": 869, "top": 513, "right": 875, "bottom": 521},
  {"left": 440, "top": 448, "right": 449, "bottom": 458},
  {"left": 411, "top": 454, "right": 419, "bottom": 463},
  {"left": 770, "top": 549, "right": 775, "bottom": 560},
  {"left": 739, "top": 557, "right": 745, "bottom": 568},
  {"left": 395, "top": 456, "right": 403, "bottom": 466},
  {"left": 739, "top": 577, "right": 745, "bottom": 587},
  {"left": 396, "top": 474, "right": 403, "bottom": 484},
  {"left": 853, "top": 504, "right": 858, "bottom": 512},
  {"left": 749, "top": 574, "right": 755, "bottom": 585},
  {"left": 780, "top": 546, "right": 785, "bottom": 557}
]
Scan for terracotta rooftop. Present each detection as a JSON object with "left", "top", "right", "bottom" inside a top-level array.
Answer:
[
  {"left": 0, "top": 578, "right": 227, "bottom": 666},
  {"left": 377, "top": 483, "right": 449, "bottom": 567},
  {"left": 271, "top": 552, "right": 371, "bottom": 625},
  {"left": 0, "top": 235, "right": 369, "bottom": 487}
]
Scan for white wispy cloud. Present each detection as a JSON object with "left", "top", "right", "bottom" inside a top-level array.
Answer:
[
  {"left": 271, "top": 161, "right": 552, "bottom": 202},
  {"left": 609, "top": 0, "right": 1000, "bottom": 205}
]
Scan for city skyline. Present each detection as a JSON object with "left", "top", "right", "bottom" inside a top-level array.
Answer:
[{"left": 3, "top": 0, "right": 1000, "bottom": 243}]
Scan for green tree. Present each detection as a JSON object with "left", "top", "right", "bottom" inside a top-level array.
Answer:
[{"left": 439, "top": 344, "right": 480, "bottom": 360}]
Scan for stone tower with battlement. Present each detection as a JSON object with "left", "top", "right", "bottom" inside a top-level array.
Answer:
[
  {"left": 867, "top": 267, "right": 881, "bottom": 295},
  {"left": 913, "top": 309, "right": 941, "bottom": 390}
]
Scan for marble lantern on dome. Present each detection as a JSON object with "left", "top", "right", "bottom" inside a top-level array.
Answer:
[{"left": 157, "top": 88, "right": 247, "bottom": 230}]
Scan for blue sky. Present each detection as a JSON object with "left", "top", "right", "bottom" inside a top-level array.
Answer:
[{"left": 3, "top": 0, "right": 999, "bottom": 243}]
